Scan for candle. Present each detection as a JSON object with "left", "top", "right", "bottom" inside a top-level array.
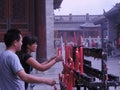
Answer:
[
  {"left": 79, "top": 47, "right": 84, "bottom": 74},
  {"left": 65, "top": 45, "right": 69, "bottom": 64},
  {"left": 54, "top": 85, "right": 57, "bottom": 90},
  {"left": 69, "top": 71, "right": 74, "bottom": 90},
  {"left": 75, "top": 48, "right": 79, "bottom": 71},
  {"left": 59, "top": 73, "right": 62, "bottom": 82},
  {"left": 69, "top": 57, "right": 74, "bottom": 69},
  {"left": 66, "top": 74, "right": 70, "bottom": 90},
  {"left": 74, "top": 32, "right": 77, "bottom": 46},
  {"left": 58, "top": 47, "right": 62, "bottom": 56},
  {"left": 69, "top": 46, "right": 73, "bottom": 59},
  {"left": 79, "top": 36, "right": 82, "bottom": 46}
]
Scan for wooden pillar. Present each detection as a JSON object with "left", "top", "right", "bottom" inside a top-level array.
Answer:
[{"left": 35, "top": 0, "right": 46, "bottom": 60}]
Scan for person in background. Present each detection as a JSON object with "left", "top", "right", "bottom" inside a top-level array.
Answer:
[
  {"left": 17, "top": 35, "right": 63, "bottom": 89},
  {"left": 107, "top": 42, "right": 113, "bottom": 57},
  {"left": 0, "top": 28, "right": 56, "bottom": 90}
]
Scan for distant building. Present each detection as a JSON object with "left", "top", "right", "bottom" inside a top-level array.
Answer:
[{"left": 54, "top": 13, "right": 103, "bottom": 48}]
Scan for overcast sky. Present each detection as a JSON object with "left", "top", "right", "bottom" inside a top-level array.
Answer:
[{"left": 54, "top": 0, "right": 120, "bottom": 15}]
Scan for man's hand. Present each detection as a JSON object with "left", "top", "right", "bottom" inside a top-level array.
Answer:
[{"left": 45, "top": 78, "right": 56, "bottom": 86}]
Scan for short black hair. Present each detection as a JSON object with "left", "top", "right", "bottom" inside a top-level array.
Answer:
[{"left": 4, "top": 28, "right": 22, "bottom": 48}]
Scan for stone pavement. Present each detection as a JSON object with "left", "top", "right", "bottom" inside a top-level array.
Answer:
[
  {"left": 29, "top": 62, "right": 63, "bottom": 90},
  {"left": 28, "top": 56, "right": 120, "bottom": 90}
]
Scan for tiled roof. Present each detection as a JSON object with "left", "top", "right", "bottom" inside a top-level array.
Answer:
[
  {"left": 54, "top": 14, "right": 102, "bottom": 23},
  {"left": 105, "top": 3, "right": 120, "bottom": 17},
  {"left": 54, "top": 14, "right": 101, "bottom": 28}
]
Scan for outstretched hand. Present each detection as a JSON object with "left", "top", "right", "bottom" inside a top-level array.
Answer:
[{"left": 55, "top": 55, "right": 64, "bottom": 62}]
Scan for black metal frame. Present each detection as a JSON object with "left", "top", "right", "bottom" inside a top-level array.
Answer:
[{"left": 60, "top": 47, "right": 120, "bottom": 90}]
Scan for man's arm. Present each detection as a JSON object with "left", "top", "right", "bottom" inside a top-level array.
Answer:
[{"left": 17, "top": 69, "right": 56, "bottom": 86}]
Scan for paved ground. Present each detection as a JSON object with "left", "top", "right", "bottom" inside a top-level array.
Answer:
[
  {"left": 28, "top": 62, "right": 63, "bottom": 90},
  {"left": 28, "top": 56, "right": 120, "bottom": 90}
]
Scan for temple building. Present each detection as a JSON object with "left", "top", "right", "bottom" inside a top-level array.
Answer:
[
  {"left": 0, "top": 0, "right": 63, "bottom": 60},
  {"left": 105, "top": 3, "right": 120, "bottom": 48},
  {"left": 94, "top": 3, "right": 120, "bottom": 48}
]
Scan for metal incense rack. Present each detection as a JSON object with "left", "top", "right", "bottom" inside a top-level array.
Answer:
[{"left": 59, "top": 46, "right": 120, "bottom": 90}]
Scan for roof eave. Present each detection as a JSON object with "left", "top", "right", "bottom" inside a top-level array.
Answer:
[{"left": 54, "top": 0, "right": 63, "bottom": 9}]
